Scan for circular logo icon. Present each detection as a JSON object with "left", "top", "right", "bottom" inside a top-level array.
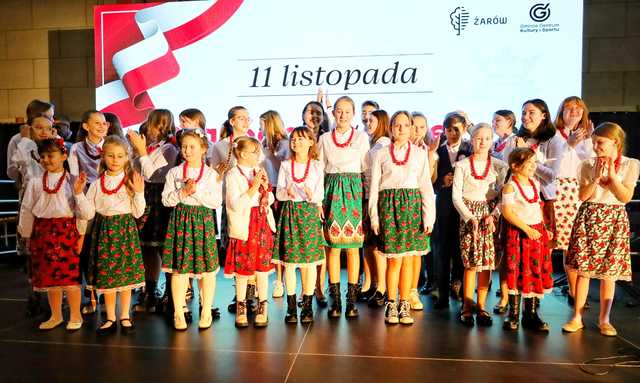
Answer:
[{"left": 529, "top": 3, "right": 551, "bottom": 22}]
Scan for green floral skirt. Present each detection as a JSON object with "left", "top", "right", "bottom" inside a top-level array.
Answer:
[
  {"left": 323, "top": 173, "right": 364, "bottom": 249},
  {"left": 378, "top": 188, "right": 429, "bottom": 258},
  {"left": 273, "top": 200, "right": 326, "bottom": 266}
]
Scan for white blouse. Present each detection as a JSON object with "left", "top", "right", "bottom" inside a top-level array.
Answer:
[
  {"left": 17, "top": 171, "right": 91, "bottom": 237},
  {"left": 275, "top": 159, "right": 324, "bottom": 205},
  {"left": 68, "top": 139, "right": 104, "bottom": 185},
  {"left": 10, "top": 137, "right": 43, "bottom": 190},
  {"left": 317, "top": 128, "right": 370, "bottom": 174},
  {"left": 161, "top": 163, "right": 222, "bottom": 209},
  {"left": 502, "top": 179, "right": 543, "bottom": 225},
  {"left": 555, "top": 131, "right": 594, "bottom": 179},
  {"left": 76, "top": 171, "right": 145, "bottom": 219},
  {"left": 137, "top": 142, "right": 179, "bottom": 183},
  {"left": 368, "top": 142, "right": 436, "bottom": 231},
  {"left": 364, "top": 136, "right": 391, "bottom": 199},
  {"left": 452, "top": 156, "right": 509, "bottom": 222},
  {"left": 263, "top": 138, "right": 290, "bottom": 187},
  {"left": 579, "top": 156, "right": 640, "bottom": 205},
  {"left": 7, "top": 133, "right": 22, "bottom": 182},
  {"left": 502, "top": 134, "right": 563, "bottom": 200}
]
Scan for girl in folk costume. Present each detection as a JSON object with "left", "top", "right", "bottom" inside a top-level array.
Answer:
[
  {"left": 161, "top": 129, "right": 222, "bottom": 330},
  {"left": 127, "top": 109, "right": 179, "bottom": 313},
  {"left": 18, "top": 138, "right": 90, "bottom": 330},
  {"left": 10, "top": 116, "right": 55, "bottom": 196},
  {"left": 452, "top": 123, "right": 508, "bottom": 327},
  {"left": 179, "top": 108, "right": 216, "bottom": 166},
  {"left": 225, "top": 137, "right": 276, "bottom": 327},
  {"left": 318, "top": 96, "right": 370, "bottom": 318},
  {"left": 259, "top": 110, "right": 289, "bottom": 298},
  {"left": 75, "top": 136, "right": 146, "bottom": 335},
  {"left": 563, "top": 123, "right": 639, "bottom": 336},
  {"left": 369, "top": 111, "right": 435, "bottom": 325},
  {"left": 491, "top": 110, "right": 516, "bottom": 161},
  {"left": 552, "top": 97, "right": 594, "bottom": 307},
  {"left": 501, "top": 148, "right": 553, "bottom": 333},
  {"left": 273, "top": 127, "right": 325, "bottom": 323},
  {"left": 362, "top": 109, "right": 391, "bottom": 308}
]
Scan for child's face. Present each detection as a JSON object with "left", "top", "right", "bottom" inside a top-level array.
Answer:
[
  {"left": 361, "top": 104, "right": 376, "bottom": 126},
  {"left": 181, "top": 135, "right": 206, "bottom": 164},
  {"left": 333, "top": 100, "right": 354, "bottom": 129},
  {"left": 83, "top": 113, "right": 108, "bottom": 141},
  {"left": 561, "top": 102, "right": 583, "bottom": 129},
  {"left": 521, "top": 103, "right": 545, "bottom": 132},
  {"left": 471, "top": 127, "right": 493, "bottom": 154},
  {"left": 179, "top": 116, "right": 198, "bottom": 130},
  {"left": 513, "top": 157, "right": 537, "bottom": 178},
  {"left": 492, "top": 114, "right": 512, "bottom": 138},
  {"left": 444, "top": 122, "right": 464, "bottom": 145},
  {"left": 412, "top": 116, "right": 428, "bottom": 143},
  {"left": 592, "top": 135, "right": 617, "bottom": 158},
  {"left": 365, "top": 115, "right": 378, "bottom": 136},
  {"left": 40, "top": 150, "right": 67, "bottom": 173},
  {"left": 238, "top": 144, "right": 260, "bottom": 167},
  {"left": 290, "top": 132, "right": 313, "bottom": 158},
  {"left": 231, "top": 109, "right": 250, "bottom": 134},
  {"left": 303, "top": 104, "right": 323, "bottom": 129},
  {"left": 391, "top": 114, "right": 411, "bottom": 143},
  {"left": 103, "top": 144, "right": 128, "bottom": 173},
  {"left": 31, "top": 117, "right": 54, "bottom": 141}
]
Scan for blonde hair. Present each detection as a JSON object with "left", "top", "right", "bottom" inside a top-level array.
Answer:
[
  {"left": 99, "top": 135, "right": 135, "bottom": 195},
  {"left": 470, "top": 122, "right": 493, "bottom": 139},
  {"left": 232, "top": 136, "right": 261, "bottom": 159},
  {"left": 179, "top": 129, "right": 209, "bottom": 161},
  {"left": 288, "top": 126, "right": 319, "bottom": 161},
  {"left": 260, "top": 110, "right": 287, "bottom": 154},
  {"left": 593, "top": 122, "right": 625, "bottom": 155}
]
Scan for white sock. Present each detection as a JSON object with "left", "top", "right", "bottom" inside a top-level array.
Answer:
[
  {"left": 285, "top": 265, "right": 297, "bottom": 296},
  {"left": 236, "top": 276, "right": 248, "bottom": 302},
  {"left": 200, "top": 271, "right": 216, "bottom": 316},
  {"left": 303, "top": 265, "right": 317, "bottom": 296},
  {"left": 256, "top": 272, "right": 269, "bottom": 301}
]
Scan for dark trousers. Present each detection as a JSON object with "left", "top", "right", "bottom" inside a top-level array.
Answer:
[{"left": 432, "top": 211, "right": 463, "bottom": 303}]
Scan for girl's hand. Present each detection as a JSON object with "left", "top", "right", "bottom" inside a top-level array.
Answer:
[
  {"left": 371, "top": 222, "right": 379, "bottom": 236},
  {"left": 303, "top": 184, "right": 313, "bottom": 202},
  {"left": 20, "top": 124, "right": 31, "bottom": 138},
  {"left": 181, "top": 179, "right": 196, "bottom": 197},
  {"left": 128, "top": 171, "right": 145, "bottom": 193},
  {"left": 316, "top": 87, "right": 324, "bottom": 104},
  {"left": 286, "top": 184, "right": 296, "bottom": 199},
  {"left": 75, "top": 235, "right": 85, "bottom": 255},
  {"left": 525, "top": 226, "right": 542, "bottom": 240},
  {"left": 424, "top": 225, "right": 432, "bottom": 235},
  {"left": 443, "top": 172, "right": 454, "bottom": 187},
  {"left": 483, "top": 215, "right": 496, "bottom": 234},
  {"left": 607, "top": 156, "right": 617, "bottom": 178},
  {"left": 515, "top": 137, "right": 528, "bottom": 148},
  {"left": 73, "top": 172, "right": 87, "bottom": 195},
  {"left": 470, "top": 218, "right": 479, "bottom": 242},
  {"left": 127, "top": 130, "right": 147, "bottom": 156},
  {"left": 317, "top": 205, "right": 324, "bottom": 220},
  {"left": 593, "top": 157, "right": 605, "bottom": 184},
  {"left": 427, "top": 135, "right": 439, "bottom": 153}
]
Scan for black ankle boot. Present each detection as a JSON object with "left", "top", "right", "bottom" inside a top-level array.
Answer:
[
  {"left": 246, "top": 284, "right": 257, "bottom": 314},
  {"left": 285, "top": 294, "right": 298, "bottom": 323},
  {"left": 345, "top": 283, "right": 359, "bottom": 318},
  {"left": 522, "top": 297, "right": 550, "bottom": 332},
  {"left": 300, "top": 295, "right": 314, "bottom": 323},
  {"left": 328, "top": 283, "right": 342, "bottom": 318},
  {"left": 503, "top": 294, "right": 521, "bottom": 331}
]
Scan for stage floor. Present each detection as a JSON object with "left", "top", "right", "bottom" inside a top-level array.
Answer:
[{"left": 0, "top": 263, "right": 639, "bottom": 383}]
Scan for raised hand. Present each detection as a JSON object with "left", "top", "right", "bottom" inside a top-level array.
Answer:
[
  {"left": 287, "top": 184, "right": 296, "bottom": 199},
  {"left": 73, "top": 172, "right": 87, "bottom": 195},
  {"left": 128, "top": 171, "right": 145, "bottom": 193},
  {"left": 127, "top": 130, "right": 147, "bottom": 156},
  {"left": 303, "top": 184, "right": 313, "bottom": 201}
]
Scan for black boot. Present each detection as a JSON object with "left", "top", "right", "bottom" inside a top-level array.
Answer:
[
  {"left": 345, "top": 283, "right": 359, "bottom": 318},
  {"left": 357, "top": 284, "right": 376, "bottom": 302},
  {"left": 228, "top": 295, "right": 237, "bottom": 313},
  {"left": 246, "top": 284, "right": 257, "bottom": 314},
  {"left": 503, "top": 294, "right": 521, "bottom": 331},
  {"left": 285, "top": 294, "right": 298, "bottom": 324},
  {"left": 328, "top": 283, "right": 342, "bottom": 318},
  {"left": 521, "top": 297, "right": 550, "bottom": 333},
  {"left": 300, "top": 295, "right": 314, "bottom": 323}
]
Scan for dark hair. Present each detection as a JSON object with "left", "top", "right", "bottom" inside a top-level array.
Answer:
[
  {"left": 289, "top": 126, "right": 319, "bottom": 161},
  {"left": 37, "top": 138, "right": 70, "bottom": 172},
  {"left": 507, "top": 147, "right": 536, "bottom": 169},
  {"left": 220, "top": 106, "right": 246, "bottom": 140},
  {"left": 145, "top": 109, "right": 175, "bottom": 142},
  {"left": 179, "top": 108, "right": 206, "bottom": 129},
  {"left": 53, "top": 114, "right": 72, "bottom": 140},
  {"left": 361, "top": 100, "right": 379, "bottom": 110},
  {"left": 443, "top": 112, "right": 466, "bottom": 129},
  {"left": 178, "top": 128, "right": 209, "bottom": 157},
  {"left": 517, "top": 99, "right": 556, "bottom": 142},
  {"left": 494, "top": 109, "right": 516, "bottom": 129},
  {"left": 26, "top": 99, "right": 54, "bottom": 121},
  {"left": 301, "top": 101, "right": 329, "bottom": 137},
  {"left": 104, "top": 112, "right": 125, "bottom": 139},
  {"left": 76, "top": 110, "right": 104, "bottom": 142}
]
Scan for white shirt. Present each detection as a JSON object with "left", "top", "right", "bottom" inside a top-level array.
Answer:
[
  {"left": 579, "top": 156, "right": 640, "bottom": 205},
  {"left": 76, "top": 171, "right": 145, "bottom": 219},
  {"left": 363, "top": 136, "right": 391, "bottom": 199},
  {"left": 6, "top": 133, "right": 22, "bottom": 182},
  {"left": 137, "top": 142, "right": 179, "bottom": 183},
  {"left": 17, "top": 171, "right": 91, "bottom": 237},
  {"left": 10, "top": 137, "right": 43, "bottom": 193},
  {"left": 317, "top": 128, "right": 370, "bottom": 174},
  {"left": 555, "top": 130, "right": 594, "bottom": 179},
  {"left": 263, "top": 138, "right": 290, "bottom": 187},
  {"left": 502, "top": 178, "right": 543, "bottom": 225},
  {"left": 447, "top": 142, "right": 462, "bottom": 165},
  {"left": 368, "top": 142, "right": 436, "bottom": 231},
  {"left": 275, "top": 159, "right": 324, "bottom": 205},
  {"left": 68, "top": 139, "right": 104, "bottom": 185},
  {"left": 502, "top": 134, "right": 564, "bottom": 200},
  {"left": 161, "top": 163, "right": 222, "bottom": 209},
  {"left": 452, "top": 156, "right": 509, "bottom": 222}
]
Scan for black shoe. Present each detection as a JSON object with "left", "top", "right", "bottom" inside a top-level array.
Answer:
[
  {"left": 493, "top": 302, "right": 508, "bottom": 315},
  {"left": 503, "top": 294, "right": 521, "bottom": 331},
  {"left": 328, "top": 283, "right": 342, "bottom": 318},
  {"left": 345, "top": 283, "right": 359, "bottom": 318},
  {"left": 368, "top": 291, "right": 386, "bottom": 308},
  {"left": 247, "top": 284, "right": 257, "bottom": 314},
  {"left": 96, "top": 319, "right": 117, "bottom": 336},
  {"left": 315, "top": 291, "right": 328, "bottom": 308},
  {"left": 212, "top": 307, "right": 221, "bottom": 319},
  {"left": 521, "top": 297, "right": 549, "bottom": 333},
  {"left": 120, "top": 318, "right": 136, "bottom": 334},
  {"left": 458, "top": 310, "right": 474, "bottom": 327},
  {"left": 228, "top": 295, "right": 237, "bottom": 313},
  {"left": 357, "top": 285, "right": 376, "bottom": 302},
  {"left": 433, "top": 299, "right": 450, "bottom": 310},
  {"left": 419, "top": 283, "right": 434, "bottom": 295},
  {"left": 495, "top": 288, "right": 502, "bottom": 298},
  {"left": 300, "top": 295, "right": 314, "bottom": 323},
  {"left": 476, "top": 310, "right": 493, "bottom": 327},
  {"left": 285, "top": 294, "right": 298, "bottom": 324},
  {"left": 451, "top": 280, "right": 462, "bottom": 301}
]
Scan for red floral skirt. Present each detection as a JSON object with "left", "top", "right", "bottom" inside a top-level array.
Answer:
[
  {"left": 29, "top": 217, "right": 81, "bottom": 291},
  {"left": 505, "top": 222, "right": 553, "bottom": 298},
  {"left": 224, "top": 207, "right": 274, "bottom": 277}
]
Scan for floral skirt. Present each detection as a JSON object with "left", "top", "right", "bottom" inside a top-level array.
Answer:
[
  {"left": 459, "top": 199, "right": 496, "bottom": 271},
  {"left": 162, "top": 204, "right": 219, "bottom": 278},
  {"left": 29, "top": 217, "right": 81, "bottom": 291},
  {"left": 505, "top": 222, "right": 553, "bottom": 298},
  {"left": 323, "top": 173, "right": 364, "bottom": 249},
  {"left": 272, "top": 201, "right": 326, "bottom": 266},
  {"left": 87, "top": 214, "right": 145, "bottom": 292},
  {"left": 137, "top": 182, "right": 172, "bottom": 247},
  {"left": 553, "top": 177, "right": 581, "bottom": 250},
  {"left": 565, "top": 202, "right": 631, "bottom": 281},
  {"left": 225, "top": 206, "right": 274, "bottom": 277},
  {"left": 378, "top": 188, "right": 429, "bottom": 258}
]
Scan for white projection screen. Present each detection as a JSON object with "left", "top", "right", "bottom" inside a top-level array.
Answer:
[{"left": 94, "top": 0, "right": 583, "bottom": 140}]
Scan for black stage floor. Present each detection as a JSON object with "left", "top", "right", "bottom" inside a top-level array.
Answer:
[{"left": 0, "top": 263, "right": 639, "bottom": 383}]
